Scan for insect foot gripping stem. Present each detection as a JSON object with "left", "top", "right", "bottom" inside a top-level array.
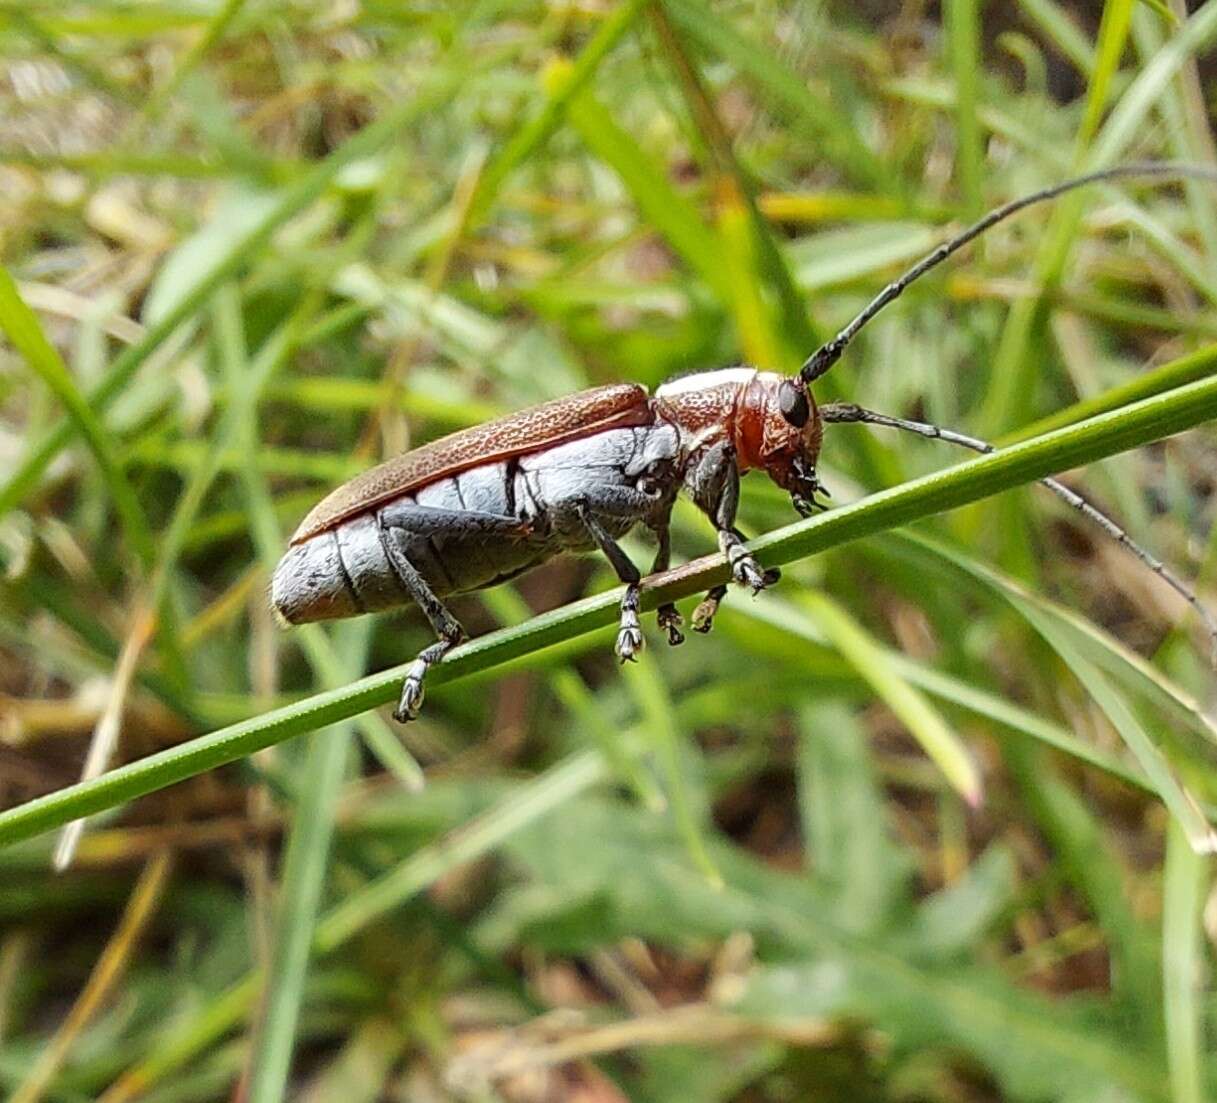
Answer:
[
  {"left": 616, "top": 584, "right": 645, "bottom": 663},
  {"left": 656, "top": 603, "right": 685, "bottom": 646},
  {"left": 395, "top": 633, "right": 462, "bottom": 723},
  {"left": 690, "top": 560, "right": 781, "bottom": 635},
  {"left": 692, "top": 584, "right": 729, "bottom": 634},
  {"left": 720, "top": 530, "right": 781, "bottom": 594}
]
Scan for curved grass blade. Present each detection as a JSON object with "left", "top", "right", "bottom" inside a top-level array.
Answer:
[
  {"left": 802, "top": 591, "right": 981, "bottom": 806},
  {"left": 2, "top": 365, "right": 1217, "bottom": 848},
  {"left": 895, "top": 532, "right": 1217, "bottom": 848},
  {"left": 97, "top": 752, "right": 608, "bottom": 1102},
  {"left": 0, "top": 69, "right": 468, "bottom": 522},
  {"left": 725, "top": 591, "right": 1154, "bottom": 791},
  {"left": 245, "top": 711, "right": 351, "bottom": 1103},
  {"left": 1163, "top": 819, "right": 1210, "bottom": 1103},
  {"left": 0, "top": 268, "right": 154, "bottom": 571},
  {"left": 898, "top": 531, "right": 1217, "bottom": 756}
]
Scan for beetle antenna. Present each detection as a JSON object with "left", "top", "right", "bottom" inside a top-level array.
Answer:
[
  {"left": 800, "top": 162, "right": 1217, "bottom": 385},
  {"left": 820, "top": 401, "right": 1217, "bottom": 669}
]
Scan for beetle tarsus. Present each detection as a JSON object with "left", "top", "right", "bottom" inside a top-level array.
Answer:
[
  {"left": 395, "top": 638, "right": 456, "bottom": 723},
  {"left": 616, "top": 584, "right": 645, "bottom": 662},
  {"left": 657, "top": 603, "right": 684, "bottom": 646},
  {"left": 722, "top": 533, "right": 775, "bottom": 594},
  {"left": 692, "top": 585, "right": 727, "bottom": 633}
]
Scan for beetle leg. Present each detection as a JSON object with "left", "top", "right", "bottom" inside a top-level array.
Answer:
[
  {"left": 649, "top": 520, "right": 684, "bottom": 646},
  {"left": 377, "top": 515, "right": 466, "bottom": 722},
  {"left": 691, "top": 584, "right": 728, "bottom": 634},
  {"left": 378, "top": 501, "right": 534, "bottom": 539},
  {"left": 685, "top": 443, "right": 779, "bottom": 632},
  {"left": 711, "top": 455, "right": 780, "bottom": 593},
  {"left": 575, "top": 502, "right": 645, "bottom": 663}
]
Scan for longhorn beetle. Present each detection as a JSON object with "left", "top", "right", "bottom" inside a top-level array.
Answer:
[{"left": 273, "top": 163, "right": 1217, "bottom": 723}]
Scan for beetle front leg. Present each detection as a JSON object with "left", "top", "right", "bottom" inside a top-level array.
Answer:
[
  {"left": 575, "top": 502, "right": 646, "bottom": 662},
  {"left": 378, "top": 516, "right": 466, "bottom": 722},
  {"left": 686, "top": 443, "right": 779, "bottom": 632}
]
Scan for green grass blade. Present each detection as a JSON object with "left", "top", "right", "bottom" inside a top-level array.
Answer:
[
  {"left": 661, "top": 0, "right": 886, "bottom": 188},
  {"left": 100, "top": 752, "right": 607, "bottom": 1101},
  {"left": 564, "top": 83, "right": 728, "bottom": 298},
  {"left": 128, "top": 0, "right": 248, "bottom": 130},
  {"left": 246, "top": 713, "right": 351, "bottom": 1103},
  {"left": 1017, "top": 0, "right": 1097, "bottom": 75},
  {"left": 731, "top": 593, "right": 1152, "bottom": 789},
  {"left": 468, "top": 0, "right": 653, "bottom": 226},
  {"left": 1163, "top": 819, "right": 1209, "bottom": 1103},
  {"left": 0, "top": 71, "right": 465, "bottom": 523},
  {"left": 1081, "top": 0, "right": 1135, "bottom": 150},
  {"left": 1092, "top": 1, "right": 1217, "bottom": 166},
  {"left": 798, "top": 702, "right": 910, "bottom": 932},
  {"left": 479, "top": 584, "right": 664, "bottom": 811},
  {"left": 2, "top": 365, "right": 1216, "bottom": 847},
  {"left": 1006, "top": 342, "right": 1217, "bottom": 442},
  {"left": 651, "top": 8, "right": 818, "bottom": 360},
  {"left": 623, "top": 655, "right": 722, "bottom": 886},
  {"left": 0, "top": 267, "right": 155, "bottom": 571},
  {"left": 802, "top": 591, "right": 982, "bottom": 806},
  {"left": 982, "top": 2, "right": 1217, "bottom": 434},
  {"left": 1019, "top": 611, "right": 1216, "bottom": 850},
  {"left": 946, "top": 0, "right": 984, "bottom": 217},
  {"left": 899, "top": 531, "right": 1217, "bottom": 760}
]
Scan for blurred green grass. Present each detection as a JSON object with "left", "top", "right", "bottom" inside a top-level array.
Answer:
[{"left": 1, "top": 2, "right": 1216, "bottom": 1101}]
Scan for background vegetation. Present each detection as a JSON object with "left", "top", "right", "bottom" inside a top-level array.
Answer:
[{"left": 2, "top": 1, "right": 1217, "bottom": 1100}]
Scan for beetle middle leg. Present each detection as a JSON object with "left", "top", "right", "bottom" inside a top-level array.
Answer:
[
  {"left": 574, "top": 501, "right": 649, "bottom": 662},
  {"left": 377, "top": 514, "right": 468, "bottom": 722},
  {"left": 650, "top": 521, "right": 684, "bottom": 646}
]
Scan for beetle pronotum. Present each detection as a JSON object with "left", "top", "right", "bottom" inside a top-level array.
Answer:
[{"left": 273, "top": 163, "right": 1217, "bottom": 723}]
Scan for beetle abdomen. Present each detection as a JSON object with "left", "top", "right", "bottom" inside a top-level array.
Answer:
[
  {"left": 272, "top": 511, "right": 407, "bottom": 624},
  {"left": 273, "top": 424, "right": 684, "bottom": 627},
  {"left": 273, "top": 462, "right": 551, "bottom": 625}
]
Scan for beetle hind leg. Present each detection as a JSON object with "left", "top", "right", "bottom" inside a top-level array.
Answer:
[
  {"left": 378, "top": 514, "right": 467, "bottom": 723},
  {"left": 396, "top": 633, "right": 462, "bottom": 723}
]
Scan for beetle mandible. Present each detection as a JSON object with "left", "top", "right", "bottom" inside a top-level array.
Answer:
[{"left": 273, "top": 163, "right": 1217, "bottom": 723}]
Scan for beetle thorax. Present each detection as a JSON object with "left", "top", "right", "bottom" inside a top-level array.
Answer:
[{"left": 654, "top": 367, "right": 820, "bottom": 478}]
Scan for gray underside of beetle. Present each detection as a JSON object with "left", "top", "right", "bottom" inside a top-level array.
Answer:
[{"left": 272, "top": 424, "right": 682, "bottom": 625}]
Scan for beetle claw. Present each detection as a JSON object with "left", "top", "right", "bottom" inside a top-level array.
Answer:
[
  {"left": 692, "top": 585, "right": 727, "bottom": 633},
  {"left": 656, "top": 603, "right": 684, "bottom": 646},
  {"left": 732, "top": 553, "right": 770, "bottom": 593},
  {"left": 394, "top": 661, "right": 428, "bottom": 723},
  {"left": 616, "top": 623, "right": 644, "bottom": 662}
]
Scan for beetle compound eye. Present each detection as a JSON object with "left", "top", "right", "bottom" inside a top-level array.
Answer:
[{"left": 778, "top": 381, "right": 809, "bottom": 427}]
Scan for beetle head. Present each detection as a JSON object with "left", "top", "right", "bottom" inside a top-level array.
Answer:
[{"left": 736, "top": 373, "right": 826, "bottom": 517}]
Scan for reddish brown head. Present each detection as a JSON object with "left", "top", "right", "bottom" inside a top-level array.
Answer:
[
  {"left": 654, "top": 368, "right": 826, "bottom": 516},
  {"left": 730, "top": 371, "right": 824, "bottom": 512}
]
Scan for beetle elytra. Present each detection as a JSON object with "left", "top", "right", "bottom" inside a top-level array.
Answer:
[{"left": 273, "top": 163, "right": 1217, "bottom": 723}]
